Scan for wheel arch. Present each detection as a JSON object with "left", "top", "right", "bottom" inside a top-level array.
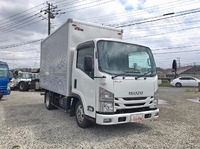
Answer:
[
  {"left": 70, "top": 93, "right": 83, "bottom": 117},
  {"left": 175, "top": 82, "right": 182, "bottom": 87}
]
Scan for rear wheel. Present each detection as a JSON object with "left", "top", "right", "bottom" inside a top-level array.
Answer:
[
  {"left": 75, "top": 101, "right": 91, "bottom": 128},
  {"left": 0, "top": 95, "right": 3, "bottom": 100},
  {"left": 175, "top": 82, "right": 182, "bottom": 87},
  {"left": 45, "top": 91, "right": 55, "bottom": 110}
]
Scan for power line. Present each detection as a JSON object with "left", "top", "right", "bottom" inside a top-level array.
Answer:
[
  {"left": 0, "top": 48, "right": 40, "bottom": 53},
  {"left": 124, "top": 17, "right": 200, "bottom": 32},
  {"left": 153, "top": 49, "right": 200, "bottom": 55},
  {"left": 0, "top": 13, "right": 41, "bottom": 32},
  {"left": 0, "top": 19, "right": 45, "bottom": 35},
  {"left": 0, "top": 57, "right": 40, "bottom": 60},
  {"left": 114, "top": 7, "right": 200, "bottom": 28},
  {"left": 99, "top": 0, "right": 193, "bottom": 20},
  {"left": 126, "top": 25, "right": 200, "bottom": 39},
  {"left": 54, "top": 0, "right": 115, "bottom": 15},
  {"left": 0, "top": 39, "right": 42, "bottom": 49},
  {"left": 0, "top": 3, "right": 45, "bottom": 24},
  {"left": 152, "top": 44, "right": 200, "bottom": 51},
  {"left": 87, "top": 0, "right": 199, "bottom": 23}
]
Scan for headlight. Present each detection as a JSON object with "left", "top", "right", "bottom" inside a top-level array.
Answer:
[
  {"left": 150, "top": 90, "right": 158, "bottom": 109},
  {"left": 7, "top": 83, "right": 11, "bottom": 90},
  {"left": 100, "top": 102, "right": 114, "bottom": 113},
  {"left": 152, "top": 90, "right": 158, "bottom": 108},
  {"left": 99, "top": 88, "right": 114, "bottom": 113}
]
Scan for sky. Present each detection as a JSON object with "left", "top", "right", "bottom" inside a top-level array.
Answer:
[{"left": 0, "top": 0, "right": 200, "bottom": 69}]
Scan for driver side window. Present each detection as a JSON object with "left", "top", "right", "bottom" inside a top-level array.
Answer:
[{"left": 77, "top": 45, "right": 94, "bottom": 78}]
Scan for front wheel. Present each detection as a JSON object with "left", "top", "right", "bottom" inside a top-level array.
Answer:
[
  {"left": 75, "top": 101, "right": 91, "bottom": 128},
  {"left": 19, "top": 82, "right": 28, "bottom": 91},
  {"left": 0, "top": 95, "right": 3, "bottom": 100}
]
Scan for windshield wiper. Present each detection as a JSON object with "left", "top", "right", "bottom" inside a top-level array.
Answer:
[
  {"left": 135, "top": 71, "right": 153, "bottom": 79},
  {"left": 112, "top": 70, "right": 140, "bottom": 79}
]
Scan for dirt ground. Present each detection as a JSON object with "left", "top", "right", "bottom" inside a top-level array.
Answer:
[{"left": 0, "top": 87, "right": 200, "bottom": 149}]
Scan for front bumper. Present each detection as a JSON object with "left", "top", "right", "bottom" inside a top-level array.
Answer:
[
  {"left": 96, "top": 108, "right": 159, "bottom": 125},
  {"left": 0, "top": 90, "right": 11, "bottom": 96}
]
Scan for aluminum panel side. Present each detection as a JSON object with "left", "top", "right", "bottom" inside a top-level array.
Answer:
[{"left": 40, "top": 23, "right": 71, "bottom": 96}]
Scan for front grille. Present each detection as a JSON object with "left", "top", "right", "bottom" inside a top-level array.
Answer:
[
  {"left": 0, "top": 86, "right": 7, "bottom": 91},
  {"left": 114, "top": 97, "right": 151, "bottom": 112},
  {"left": 122, "top": 97, "right": 147, "bottom": 101},
  {"left": 124, "top": 103, "right": 145, "bottom": 107}
]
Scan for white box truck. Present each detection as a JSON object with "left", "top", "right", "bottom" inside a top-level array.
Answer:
[{"left": 40, "top": 18, "right": 159, "bottom": 128}]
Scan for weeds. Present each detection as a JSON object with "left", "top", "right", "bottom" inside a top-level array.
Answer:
[
  {"left": 159, "top": 80, "right": 171, "bottom": 87},
  {"left": 185, "top": 88, "right": 199, "bottom": 93}
]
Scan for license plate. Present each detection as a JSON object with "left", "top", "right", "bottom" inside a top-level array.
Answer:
[{"left": 130, "top": 114, "right": 143, "bottom": 122}]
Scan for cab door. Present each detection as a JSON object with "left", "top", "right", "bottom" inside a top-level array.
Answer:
[{"left": 72, "top": 41, "right": 96, "bottom": 118}]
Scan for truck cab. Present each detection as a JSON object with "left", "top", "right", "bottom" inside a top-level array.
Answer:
[
  {"left": 0, "top": 61, "right": 11, "bottom": 100},
  {"left": 10, "top": 71, "right": 40, "bottom": 91},
  {"left": 71, "top": 38, "right": 159, "bottom": 125}
]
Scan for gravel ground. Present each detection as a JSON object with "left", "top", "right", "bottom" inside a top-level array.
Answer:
[{"left": 0, "top": 87, "right": 200, "bottom": 149}]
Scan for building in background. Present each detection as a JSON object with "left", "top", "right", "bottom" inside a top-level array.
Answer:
[{"left": 161, "top": 65, "right": 200, "bottom": 80}]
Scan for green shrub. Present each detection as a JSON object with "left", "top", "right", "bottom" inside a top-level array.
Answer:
[{"left": 159, "top": 80, "right": 171, "bottom": 87}]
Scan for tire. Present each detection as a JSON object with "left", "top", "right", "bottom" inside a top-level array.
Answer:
[
  {"left": 175, "top": 82, "right": 182, "bottom": 87},
  {"left": 45, "top": 91, "right": 55, "bottom": 110},
  {"left": 75, "top": 101, "right": 91, "bottom": 128},
  {"left": 19, "top": 82, "right": 28, "bottom": 91},
  {"left": 0, "top": 95, "right": 3, "bottom": 100}
]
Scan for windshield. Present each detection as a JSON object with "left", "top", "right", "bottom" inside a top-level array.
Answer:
[
  {"left": 97, "top": 41, "right": 156, "bottom": 77},
  {"left": 19, "top": 73, "right": 32, "bottom": 79},
  {"left": 32, "top": 73, "right": 40, "bottom": 79},
  {"left": 0, "top": 64, "right": 9, "bottom": 78}
]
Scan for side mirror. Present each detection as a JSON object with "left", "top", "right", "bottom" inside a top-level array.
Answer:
[
  {"left": 8, "top": 71, "right": 13, "bottom": 79},
  {"left": 84, "top": 56, "right": 93, "bottom": 72},
  {"left": 13, "top": 71, "right": 18, "bottom": 78}
]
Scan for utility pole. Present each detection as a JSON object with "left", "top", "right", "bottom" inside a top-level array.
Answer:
[
  {"left": 48, "top": 3, "right": 51, "bottom": 35},
  {"left": 176, "top": 57, "right": 181, "bottom": 68},
  {"left": 41, "top": 2, "right": 58, "bottom": 35}
]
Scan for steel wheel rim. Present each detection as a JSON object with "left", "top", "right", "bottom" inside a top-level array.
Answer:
[
  {"left": 20, "top": 83, "right": 24, "bottom": 90},
  {"left": 76, "top": 105, "right": 84, "bottom": 123}
]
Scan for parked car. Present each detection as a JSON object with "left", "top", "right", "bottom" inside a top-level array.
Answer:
[{"left": 170, "top": 76, "right": 200, "bottom": 87}]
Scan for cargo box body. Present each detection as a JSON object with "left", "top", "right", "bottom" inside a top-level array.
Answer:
[{"left": 40, "top": 19, "right": 122, "bottom": 96}]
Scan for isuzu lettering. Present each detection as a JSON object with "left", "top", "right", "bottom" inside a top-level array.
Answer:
[{"left": 40, "top": 19, "right": 159, "bottom": 128}]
